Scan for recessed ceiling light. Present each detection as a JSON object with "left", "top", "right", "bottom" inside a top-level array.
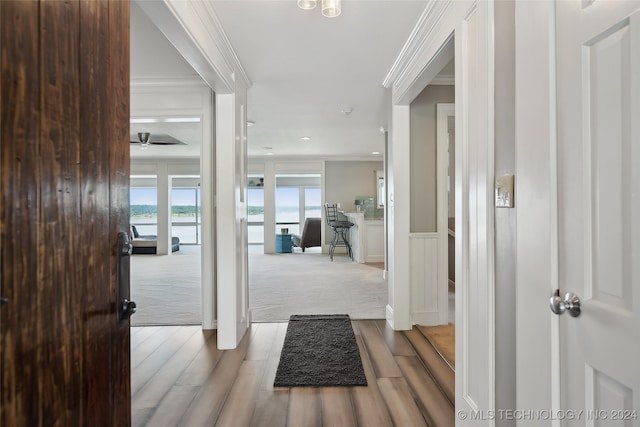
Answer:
[
  {"left": 247, "top": 120, "right": 256, "bottom": 127},
  {"left": 372, "top": 151, "right": 380, "bottom": 155},
  {"left": 266, "top": 152, "right": 274, "bottom": 156},
  {"left": 341, "top": 107, "right": 353, "bottom": 116},
  {"left": 300, "top": 136, "right": 311, "bottom": 141}
]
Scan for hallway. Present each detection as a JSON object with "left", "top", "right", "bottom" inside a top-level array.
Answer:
[{"left": 131, "top": 321, "right": 454, "bottom": 426}]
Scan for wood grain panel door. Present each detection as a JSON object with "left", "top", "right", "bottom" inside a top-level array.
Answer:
[{"left": 1, "top": 1, "right": 131, "bottom": 425}]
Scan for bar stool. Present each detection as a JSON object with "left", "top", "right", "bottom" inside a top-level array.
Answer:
[{"left": 324, "top": 203, "right": 354, "bottom": 261}]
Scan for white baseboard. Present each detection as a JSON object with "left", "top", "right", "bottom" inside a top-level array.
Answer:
[
  {"left": 386, "top": 304, "right": 394, "bottom": 328},
  {"left": 202, "top": 320, "right": 217, "bottom": 330}
]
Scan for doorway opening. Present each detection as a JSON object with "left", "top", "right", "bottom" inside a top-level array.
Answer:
[
  {"left": 129, "top": 176, "right": 203, "bottom": 326},
  {"left": 248, "top": 171, "right": 387, "bottom": 322}
]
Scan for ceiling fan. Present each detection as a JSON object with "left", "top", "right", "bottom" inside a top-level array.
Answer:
[{"left": 129, "top": 132, "right": 186, "bottom": 147}]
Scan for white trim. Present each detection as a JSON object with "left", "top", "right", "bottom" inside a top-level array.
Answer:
[
  {"left": 514, "top": 0, "right": 559, "bottom": 420},
  {"left": 130, "top": 76, "right": 207, "bottom": 88},
  {"left": 430, "top": 75, "right": 455, "bottom": 85},
  {"left": 383, "top": 0, "right": 452, "bottom": 89},
  {"left": 549, "top": 3, "right": 561, "bottom": 423},
  {"left": 457, "top": 7, "right": 472, "bottom": 410},
  {"left": 485, "top": 2, "right": 497, "bottom": 417},
  {"left": 215, "top": 93, "right": 238, "bottom": 349},
  {"left": 134, "top": 0, "right": 250, "bottom": 93},
  {"left": 389, "top": 104, "right": 412, "bottom": 330},
  {"left": 248, "top": 154, "right": 384, "bottom": 162},
  {"left": 200, "top": 89, "right": 216, "bottom": 330},
  {"left": 385, "top": 304, "right": 395, "bottom": 328},
  {"left": 409, "top": 233, "right": 440, "bottom": 325},
  {"left": 437, "top": 103, "right": 455, "bottom": 327}
]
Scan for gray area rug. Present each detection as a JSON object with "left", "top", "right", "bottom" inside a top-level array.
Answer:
[{"left": 274, "top": 314, "right": 368, "bottom": 387}]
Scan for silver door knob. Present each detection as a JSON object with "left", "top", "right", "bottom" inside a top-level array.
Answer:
[{"left": 549, "top": 291, "right": 581, "bottom": 317}]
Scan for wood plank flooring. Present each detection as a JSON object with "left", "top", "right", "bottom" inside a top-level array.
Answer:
[{"left": 131, "top": 321, "right": 454, "bottom": 427}]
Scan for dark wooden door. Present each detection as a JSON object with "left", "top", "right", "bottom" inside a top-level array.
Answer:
[{"left": 1, "top": 1, "right": 131, "bottom": 425}]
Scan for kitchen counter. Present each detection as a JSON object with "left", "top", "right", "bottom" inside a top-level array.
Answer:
[{"left": 341, "top": 212, "right": 384, "bottom": 263}]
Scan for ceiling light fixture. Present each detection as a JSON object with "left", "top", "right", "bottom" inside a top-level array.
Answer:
[
  {"left": 138, "top": 132, "right": 151, "bottom": 150},
  {"left": 372, "top": 151, "right": 380, "bottom": 155},
  {"left": 297, "top": 0, "right": 316, "bottom": 10},
  {"left": 300, "top": 136, "right": 311, "bottom": 141},
  {"left": 321, "top": 0, "right": 341, "bottom": 17},
  {"left": 298, "top": 0, "right": 341, "bottom": 17},
  {"left": 247, "top": 120, "right": 256, "bottom": 127}
]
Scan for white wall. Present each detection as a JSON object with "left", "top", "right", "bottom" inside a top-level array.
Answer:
[
  {"left": 410, "top": 85, "right": 455, "bottom": 233},
  {"left": 494, "top": 1, "right": 516, "bottom": 424},
  {"left": 130, "top": 2, "right": 198, "bottom": 80}
]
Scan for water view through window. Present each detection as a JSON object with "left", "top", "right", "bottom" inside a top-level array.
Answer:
[
  {"left": 130, "top": 186, "right": 201, "bottom": 244},
  {"left": 247, "top": 184, "right": 321, "bottom": 245}
]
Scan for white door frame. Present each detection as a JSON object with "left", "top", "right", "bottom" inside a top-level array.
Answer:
[
  {"left": 383, "top": 1, "right": 496, "bottom": 423},
  {"left": 437, "top": 103, "right": 455, "bottom": 326},
  {"left": 514, "top": 1, "right": 561, "bottom": 416},
  {"left": 136, "top": 0, "right": 251, "bottom": 347}
]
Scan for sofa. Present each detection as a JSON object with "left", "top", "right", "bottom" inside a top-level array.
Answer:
[
  {"left": 292, "top": 217, "right": 321, "bottom": 252},
  {"left": 130, "top": 225, "right": 180, "bottom": 254}
]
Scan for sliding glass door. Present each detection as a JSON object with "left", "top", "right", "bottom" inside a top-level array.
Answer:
[
  {"left": 248, "top": 185, "right": 265, "bottom": 245},
  {"left": 130, "top": 187, "right": 158, "bottom": 236},
  {"left": 171, "top": 187, "right": 201, "bottom": 244}
]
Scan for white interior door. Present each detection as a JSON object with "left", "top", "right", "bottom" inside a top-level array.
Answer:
[{"left": 556, "top": 0, "right": 640, "bottom": 419}]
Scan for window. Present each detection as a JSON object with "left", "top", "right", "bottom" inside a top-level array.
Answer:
[
  {"left": 247, "top": 174, "right": 321, "bottom": 245},
  {"left": 248, "top": 187, "right": 264, "bottom": 244},
  {"left": 275, "top": 187, "right": 301, "bottom": 235},
  {"left": 130, "top": 187, "right": 158, "bottom": 236},
  {"left": 304, "top": 187, "right": 322, "bottom": 220},
  {"left": 171, "top": 187, "right": 201, "bottom": 244}
]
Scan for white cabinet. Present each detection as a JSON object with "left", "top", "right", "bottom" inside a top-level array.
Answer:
[
  {"left": 343, "top": 212, "right": 384, "bottom": 263},
  {"left": 365, "top": 221, "right": 384, "bottom": 263}
]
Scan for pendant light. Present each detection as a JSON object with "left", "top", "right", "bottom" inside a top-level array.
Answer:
[
  {"left": 297, "top": 0, "right": 317, "bottom": 10},
  {"left": 321, "top": 0, "right": 341, "bottom": 17}
]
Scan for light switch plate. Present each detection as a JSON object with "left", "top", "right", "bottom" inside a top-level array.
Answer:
[{"left": 495, "top": 175, "right": 514, "bottom": 208}]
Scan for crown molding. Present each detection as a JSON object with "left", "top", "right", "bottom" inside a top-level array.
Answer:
[
  {"left": 247, "top": 154, "right": 383, "bottom": 162},
  {"left": 135, "top": 0, "right": 251, "bottom": 94},
  {"left": 130, "top": 76, "right": 208, "bottom": 88},
  {"left": 196, "top": 1, "right": 251, "bottom": 88},
  {"left": 429, "top": 74, "right": 455, "bottom": 85},
  {"left": 383, "top": 1, "right": 452, "bottom": 88}
]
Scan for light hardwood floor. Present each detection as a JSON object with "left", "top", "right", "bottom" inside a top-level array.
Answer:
[{"left": 132, "top": 321, "right": 454, "bottom": 427}]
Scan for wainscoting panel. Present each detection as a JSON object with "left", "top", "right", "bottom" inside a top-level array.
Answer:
[{"left": 409, "top": 233, "right": 441, "bottom": 325}]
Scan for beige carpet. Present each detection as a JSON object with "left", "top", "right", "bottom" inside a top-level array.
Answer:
[
  {"left": 130, "top": 245, "right": 201, "bottom": 326},
  {"left": 131, "top": 245, "right": 387, "bottom": 325},
  {"left": 249, "top": 248, "right": 387, "bottom": 322}
]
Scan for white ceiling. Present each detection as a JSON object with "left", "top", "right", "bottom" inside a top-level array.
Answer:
[{"left": 130, "top": 0, "right": 429, "bottom": 159}]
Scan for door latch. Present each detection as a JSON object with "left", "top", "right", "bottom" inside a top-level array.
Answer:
[
  {"left": 117, "top": 232, "right": 136, "bottom": 324},
  {"left": 549, "top": 289, "right": 581, "bottom": 317}
]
